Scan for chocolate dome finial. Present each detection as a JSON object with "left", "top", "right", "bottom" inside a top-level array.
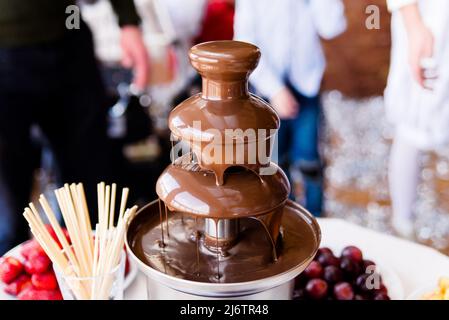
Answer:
[{"left": 189, "top": 40, "right": 260, "bottom": 80}]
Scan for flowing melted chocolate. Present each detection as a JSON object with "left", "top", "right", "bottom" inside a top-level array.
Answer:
[
  {"left": 156, "top": 162, "right": 290, "bottom": 219},
  {"left": 128, "top": 201, "right": 318, "bottom": 283},
  {"left": 169, "top": 41, "right": 279, "bottom": 184},
  {"left": 126, "top": 41, "right": 321, "bottom": 287}
]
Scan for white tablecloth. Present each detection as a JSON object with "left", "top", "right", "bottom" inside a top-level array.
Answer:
[{"left": 124, "top": 218, "right": 449, "bottom": 300}]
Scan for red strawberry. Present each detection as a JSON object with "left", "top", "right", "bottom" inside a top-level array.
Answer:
[
  {"left": 125, "top": 256, "right": 130, "bottom": 276},
  {"left": 44, "top": 225, "right": 70, "bottom": 248},
  {"left": 63, "top": 228, "right": 71, "bottom": 244},
  {"left": 18, "top": 288, "right": 62, "bottom": 300},
  {"left": 45, "top": 225, "right": 58, "bottom": 243},
  {"left": 20, "top": 240, "right": 45, "bottom": 259},
  {"left": 50, "top": 289, "right": 63, "bottom": 300},
  {"left": 0, "top": 257, "right": 24, "bottom": 284},
  {"left": 24, "top": 252, "right": 51, "bottom": 274},
  {"left": 4, "top": 274, "right": 32, "bottom": 296},
  {"left": 31, "top": 271, "right": 57, "bottom": 290},
  {"left": 17, "top": 287, "right": 38, "bottom": 300}
]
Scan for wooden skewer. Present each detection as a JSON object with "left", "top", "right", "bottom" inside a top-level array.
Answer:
[
  {"left": 91, "top": 224, "right": 100, "bottom": 299},
  {"left": 97, "top": 183, "right": 108, "bottom": 286},
  {"left": 56, "top": 188, "right": 89, "bottom": 277},
  {"left": 104, "top": 185, "right": 111, "bottom": 227},
  {"left": 23, "top": 209, "right": 68, "bottom": 269},
  {"left": 77, "top": 184, "right": 94, "bottom": 254},
  {"left": 97, "top": 205, "right": 137, "bottom": 298},
  {"left": 33, "top": 230, "right": 88, "bottom": 300},
  {"left": 97, "top": 183, "right": 103, "bottom": 226},
  {"left": 109, "top": 184, "right": 117, "bottom": 229},
  {"left": 102, "top": 185, "right": 112, "bottom": 276},
  {"left": 118, "top": 188, "right": 129, "bottom": 219},
  {"left": 24, "top": 182, "right": 136, "bottom": 300},
  {"left": 69, "top": 183, "right": 93, "bottom": 267},
  {"left": 38, "top": 196, "right": 80, "bottom": 276},
  {"left": 24, "top": 211, "right": 88, "bottom": 299},
  {"left": 25, "top": 206, "right": 69, "bottom": 269}
]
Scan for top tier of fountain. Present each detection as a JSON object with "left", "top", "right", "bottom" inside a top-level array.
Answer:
[{"left": 156, "top": 41, "right": 290, "bottom": 220}]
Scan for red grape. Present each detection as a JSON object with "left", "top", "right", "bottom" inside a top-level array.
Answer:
[
  {"left": 305, "top": 279, "right": 328, "bottom": 300},
  {"left": 307, "top": 247, "right": 389, "bottom": 301},
  {"left": 304, "top": 261, "right": 323, "bottom": 279},
  {"left": 341, "top": 246, "right": 363, "bottom": 264},
  {"left": 317, "top": 252, "right": 340, "bottom": 268},
  {"left": 323, "top": 265, "right": 343, "bottom": 284},
  {"left": 340, "top": 257, "right": 361, "bottom": 280},
  {"left": 316, "top": 247, "right": 333, "bottom": 258},
  {"left": 295, "top": 273, "right": 308, "bottom": 288},
  {"left": 375, "top": 283, "right": 388, "bottom": 295},
  {"left": 334, "top": 282, "right": 354, "bottom": 300},
  {"left": 355, "top": 274, "right": 370, "bottom": 292},
  {"left": 362, "top": 259, "right": 376, "bottom": 271},
  {"left": 373, "top": 292, "right": 390, "bottom": 300}
]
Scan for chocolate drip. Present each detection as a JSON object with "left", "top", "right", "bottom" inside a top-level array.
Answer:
[
  {"left": 127, "top": 201, "right": 318, "bottom": 283},
  {"left": 157, "top": 198, "right": 165, "bottom": 248},
  {"left": 164, "top": 203, "right": 170, "bottom": 238}
]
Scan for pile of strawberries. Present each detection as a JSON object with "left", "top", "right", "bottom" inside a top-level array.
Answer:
[{"left": 0, "top": 226, "right": 68, "bottom": 300}]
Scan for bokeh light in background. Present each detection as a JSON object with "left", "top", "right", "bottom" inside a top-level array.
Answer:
[{"left": 319, "top": 0, "right": 449, "bottom": 254}]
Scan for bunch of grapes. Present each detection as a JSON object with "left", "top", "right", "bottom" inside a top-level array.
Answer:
[{"left": 294, "top": 246, "right": 390, "bottom": 300}]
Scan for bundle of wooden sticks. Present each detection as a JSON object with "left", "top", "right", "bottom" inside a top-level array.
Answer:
[{"left": 23, "top": 182, "right": 137, "bottom": 299}]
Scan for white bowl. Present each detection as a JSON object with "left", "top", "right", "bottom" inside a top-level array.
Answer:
[{"left": 407, "top": 285, "right": 439, "bottom": 300}]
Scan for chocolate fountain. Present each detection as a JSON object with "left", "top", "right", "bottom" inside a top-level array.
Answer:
[{"left": 126, "top": 41, "right": 321, "bottom": 299}]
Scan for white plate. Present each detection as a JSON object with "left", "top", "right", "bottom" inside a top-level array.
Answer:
[
  {"left": 407, "top": 285, "right": 436, "bottom": 300},
  {"left": 319, "top": 243, "right": 405, "bottom": 300},
  {"left": 0, "top": 241, "right": 138, "bottom": 300}
]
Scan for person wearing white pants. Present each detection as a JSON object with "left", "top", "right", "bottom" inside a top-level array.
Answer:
[{"left": 385, "top": 0, "right": 449, "bottom": 237}]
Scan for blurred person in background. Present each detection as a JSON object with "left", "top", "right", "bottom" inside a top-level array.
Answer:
[
  {"left": 173, "top": 0, "right": 234, "bottom": 105},
  {"left": 0, "top": 177, "right": 14, "bottom": 254},
  {"left": 385, "top": 0, "right": 449, "bottom": 237},
  {"left": 234, "top": 0, "right": 346, "bottom": 216},
  {"left": 195, "top": 0, "right": 235, "bottom": 44},
  {"left": 0, "top": 0, "right": 149, "bottom": 254}
]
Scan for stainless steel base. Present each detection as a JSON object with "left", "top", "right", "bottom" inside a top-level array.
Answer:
[{"left": 126, "top": 199, "right": 320, "bottom": 300}]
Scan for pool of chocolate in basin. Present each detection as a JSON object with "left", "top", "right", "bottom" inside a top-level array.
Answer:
[{"left": 127, "top": 202, "right": 319, "bottom": 283}]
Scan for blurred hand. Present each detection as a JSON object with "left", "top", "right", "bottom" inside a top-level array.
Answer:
[
  {"left": 120, "top": 26, "right": 150, "bottom": 90},
  {"left": 271, "top": 87, "right": 299, "bottom": 119},
  {"left": 400, "top": 4, "right": 435, "bottom": 89},
  {"left": 407, "top": 23, "right": 434, "bottom": 88}
]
